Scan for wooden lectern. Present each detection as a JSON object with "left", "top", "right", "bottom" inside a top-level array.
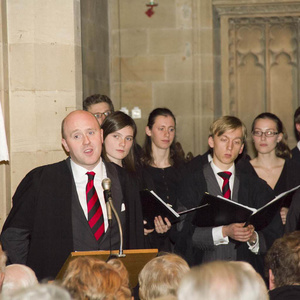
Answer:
[{"left": 56, "top": 248, "right": 158, "bottom": 288}]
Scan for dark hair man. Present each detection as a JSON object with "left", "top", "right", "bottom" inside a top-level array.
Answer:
[
  {"left": 83, "top": 94, "right": 114, "bottom": 125},
  {"left": 265, "top": 231, "right": 300, "bottom": 300}
]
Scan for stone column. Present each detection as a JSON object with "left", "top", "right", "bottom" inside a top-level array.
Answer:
[{"left": 0, "top": 0, "right": 82, "bottom": 228}]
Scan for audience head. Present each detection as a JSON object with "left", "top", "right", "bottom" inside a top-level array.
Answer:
[
  {"left": 265, "top": 231, "right": 300, "bottom": 290},
  {"left": 138, "top": 253, "right": 190, "bottom": 300},
  {"left": 142, "top": 108, "right": 184, "bottom": 167},
  {"left": 83, "top": 94, "right": 114, "bottom": 125},
  {"left": 0, "top": 245, "right": 7, "bottom": 292},
  {"left": 107, "top": 258, "right": 131, "bottom": 292},
  {"left": 2, "top": 283, "right": 71, "bottom": 300},
  {"left": 208, "top": 116, "right": 246, "bottom": 169},
  {"left": 294, "top": 106, "right": 300, "bottom": 141},
  {"left": 2, "top": 264, "right": 38, "bottom": 296},
  {"left": 251, "top": 112, "right": 290, "bottom": 158},
  {"left": 177, "top": 260, "right": 268, "bottom": 300},
  {"left": 62, "top": 256, "right": 131, "bottom": 300},
  {"left": 101, "top": 111, "right": 137, "bottom": 172},
  {"left": 61, "top": 110, "right": 103, "bottom": 171}
]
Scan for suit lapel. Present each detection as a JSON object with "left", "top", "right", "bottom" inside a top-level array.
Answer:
[
  {"left": 232, "top": 168, "right": 240, "bottom": 203},
  {"left": 203, "top": 163, "right": 222, "bottom": 196}
]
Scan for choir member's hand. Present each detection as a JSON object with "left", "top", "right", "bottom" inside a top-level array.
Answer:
[
  {"left": 222, "top": 223, "right": 254, "bottom": 242},
  {"left": 280, "top": 207, "right": 289, "bottom": 225},
  {"left": 143, "top": 220, "right": 154, "bottom": 236},
  {"left": 154, "top": 216, "right": 172, "bottom": 234}
]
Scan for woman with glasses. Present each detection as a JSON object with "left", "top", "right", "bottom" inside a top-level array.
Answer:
[{"left": 246, "top": 112, "right": 300, "bottom": 224}]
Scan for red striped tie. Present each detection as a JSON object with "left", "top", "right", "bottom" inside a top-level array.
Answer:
[
  {"left": 218, "top": 171, "right": 232, "bottom": 199},
  {"left": 86, "top": 172, "right": 104, "bottom": 240}
]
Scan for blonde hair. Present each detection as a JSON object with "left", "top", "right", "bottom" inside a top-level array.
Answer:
[
  {"left": 107, "top": 258, "right": 130, "bottom": 290},
  {"left": 62, "top": 257, "right": 131, "bottom": 300},
  {"left": 209, "top": 116, "right": 247, "bottom": 143},
  {"left": 138, "top": 254, "right": 190, "bottom": 300},
  {"left": 178, "top": 261, "right": 268, "bottom": 300}
]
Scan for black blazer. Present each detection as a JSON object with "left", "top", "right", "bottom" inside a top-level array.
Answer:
[
  {"left": 292, "top": 146, "right": 300, "bottom": 162},
  {"left": 1, "top": 158, "right": 126, "bottom": 280}
]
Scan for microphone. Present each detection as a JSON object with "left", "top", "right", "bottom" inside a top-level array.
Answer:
[
  {"left": 102, "top": 178, "right": 113, "bottom": 225},
  {"left": 102, "top": 178, "right": 125, "bottom": 257}
]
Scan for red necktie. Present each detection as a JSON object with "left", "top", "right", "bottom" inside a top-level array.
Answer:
[
  {"left": 86, "top": 172, "right": 104, "bottom": 240},
  {"left": 218, "top": 171, "right": 232, "bottom": 199}
]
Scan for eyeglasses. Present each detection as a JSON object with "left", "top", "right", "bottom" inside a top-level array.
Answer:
[
  {"left": 94, "top": 111, "right": 112, "bottom": 119},
  {"left": 252, "top": 130, "right": 279, "bottom": 137}
]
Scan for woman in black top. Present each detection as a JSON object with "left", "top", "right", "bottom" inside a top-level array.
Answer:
[
  {"left": 141, "top": 108, "right": 186, "bottom": 251},
  {"left": 101, "top": 111, "right": 144, "bottom": 249},
  {"left": 242, "top": 112, "right": 300, "bottom": 225}
]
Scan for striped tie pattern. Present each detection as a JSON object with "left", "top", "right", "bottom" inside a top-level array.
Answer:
[
  {"left": 218, "top": 171, "right": 232, "bottom": 199},
  {"left": 86, "top": 172, "right": 104, "bottom": 240}
]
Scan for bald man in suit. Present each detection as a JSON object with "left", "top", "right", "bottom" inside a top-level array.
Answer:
[{"left": 0, "top": 110, "right": 140, "bottom": 280}]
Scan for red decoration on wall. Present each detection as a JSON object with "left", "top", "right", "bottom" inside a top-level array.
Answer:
[{"left": 145, "top": 2, "right": 158, "bottom": 18}]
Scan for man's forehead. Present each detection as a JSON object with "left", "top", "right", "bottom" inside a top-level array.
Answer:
[
  {"left": 218, "top": 128, "right": 243, "bottom": 139},
  {"left": 89, "top": 102, "right": 110, "bottom": 113},
  {"left": 64, "top": 113, "right": 99, "bottom": 133},
  {"left": 69, "top": 126, "right": 99, "bottom": 134}
]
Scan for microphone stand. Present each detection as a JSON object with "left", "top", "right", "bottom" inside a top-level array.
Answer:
[
  {"left": 109, "top": 199, "right": 126, "bottom": 258},
  {"left": 102, "top": 178, "right": 126, "bottom": 258}
]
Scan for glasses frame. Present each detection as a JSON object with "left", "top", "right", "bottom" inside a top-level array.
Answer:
[
  {"left": 93, "top": 111, "right": 112, "bottom": 119},
  {"left": 252, "top": 130, "right": 279, "bottom": 137}
]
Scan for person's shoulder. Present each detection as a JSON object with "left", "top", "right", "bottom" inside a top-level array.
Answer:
[
  {"left": 291, "top": 145, "right": 300, "bottom": 154},
  {"left": 24, "top": 159, "right": 69, "bottom": 178},
  {"left": 285, "top": 157, "right": 300, "bottom": 169},
  {"left": 269, "top": 285, "right": 300, "bottom": 300},
  {"left": 236, "top": 157, "right": 256, "bottom": 175},
  {"left": 186, "top": 154, "right": 205, "bottom": 170}
]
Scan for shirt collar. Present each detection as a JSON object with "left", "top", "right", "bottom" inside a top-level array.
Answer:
[
  {"left": 210, "top": 160, "right": 235, "bottom": 176},
  {"left": 70, "top": 158, "right": 104, "bottom": 182}
]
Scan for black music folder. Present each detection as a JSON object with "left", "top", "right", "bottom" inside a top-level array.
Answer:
[
  {"left": 192, "top": 185, "right": 300, "bottom": 231},
  {"left": 140, "top": 189, "right": 207, "bottom": 229}
]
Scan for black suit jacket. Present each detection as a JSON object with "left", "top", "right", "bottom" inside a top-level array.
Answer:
[
  {"left": 0, "top": 158, "right": 126, "bottom": 280},
  {"left": 292, "top": 146, "right": 300, "bottom": 162}
]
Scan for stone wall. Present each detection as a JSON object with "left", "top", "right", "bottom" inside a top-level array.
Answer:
[{"left": 0, "top": 0, "right": 83, "bottom": 226}]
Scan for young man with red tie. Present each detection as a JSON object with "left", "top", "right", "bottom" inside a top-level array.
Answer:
[{"left": 176, "top": 116, "right": 283, "bottom": 277}]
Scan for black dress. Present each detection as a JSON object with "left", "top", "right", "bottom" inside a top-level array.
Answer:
[
  {"left": 239, "top": 158, "right": 300, "bottom": 234},
  {"left": 140, "top": 164, "right": 186, "bottom": 252},
  {"left": 238, "top": 158, "right": 300, "bottom": 196},
  {"left": 113, "top": 163, "right": 145, "bottom": 249}
]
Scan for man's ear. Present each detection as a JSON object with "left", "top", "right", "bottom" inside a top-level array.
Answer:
[
  {"left": 100, "top": 129, "right": 104, "bottom": 144},
  {"left": 295, "top": 123, "right": 300, "bottom": 134},
  {"left": 0, "top": 272, "right": 4, "bottom": 292},
  {"left": 239, "top": 143, "right": 245, "bottom": 154},
  {"left": 145, "top": 126, "right": 152, "bottom": 137},
  {"left": 208, "top": 136, "right": 214, "bottom": 149},
  {"left": 62, "top": 139, "right": 69, "bottom": 153},
  {"left": 269, "top": 269, "right": 276, "bottom": 290}
]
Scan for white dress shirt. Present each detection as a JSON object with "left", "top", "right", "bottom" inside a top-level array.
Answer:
[
  {"left": 70, "top": 158, "right": 109, "bottom": 232},
  {"left": 209, "top": 161, "right": 259, "bottom": 253}
]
